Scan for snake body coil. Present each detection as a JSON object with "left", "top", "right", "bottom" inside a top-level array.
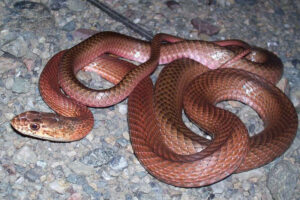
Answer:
[{"left": 11, "top": 32, "right": 298, "bottom": 187}]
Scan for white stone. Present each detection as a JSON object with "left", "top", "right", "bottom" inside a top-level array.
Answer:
[
  {"left": 5, "top": 77, "right": 14, "bottom": 90},
  {"left": 233, "top": 168, "right": 265, "bottom": 181},
  {"left": 68, "top": 161, "right": 95, "bottom": 176},
  {"left": 109, "top": 156, "right": 128, "bottom": 171},
  {"left": 49, "top": 180, "right": 69, "bottom": 194},
  {"left": 211, "top": 180, "right": 229, "bottom": 193},
  {"left": 2, "top": 36, "right": 28, "bottom": 57},
  {"left": 36, "top": 160, "right": 47, "bottom": 169},
  {"left": 130, "top": 175, "right": 140, "bottom": 183},
  {"left": 118, "top": 104, "right": 128, "bottom": 115},
  {"left": 122, "top": 131, "right": 130, "bottom": 140},
  {"left": 101, "top": 170, "right": 112, "bottom": 181},
  {"left": 13, "top": 146, "right": 37, "bottom": 166},
  {"left": 85, "top": 132, "right": 94, "bottom": 142}
]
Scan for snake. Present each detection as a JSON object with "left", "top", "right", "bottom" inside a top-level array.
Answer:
[{"left": 10, "top": 32, "right": 298, "bottom": 187}]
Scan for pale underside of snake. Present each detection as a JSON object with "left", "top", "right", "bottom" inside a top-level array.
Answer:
[{"left": 11, "top": 32, "right": 298, "bottom": 187}]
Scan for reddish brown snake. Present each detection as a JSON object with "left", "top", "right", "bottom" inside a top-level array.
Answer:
[{"left": 11, "top": 32, "right": 298, "bottom": 187}]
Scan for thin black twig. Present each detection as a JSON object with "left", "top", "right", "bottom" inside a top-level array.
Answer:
[{"left": 86, "top": 0, "right": 154, "bottom": 40}]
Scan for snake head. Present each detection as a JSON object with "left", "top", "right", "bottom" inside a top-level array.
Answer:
[{"left": 10, "top": 111, "right": 68, "bottom": 141}]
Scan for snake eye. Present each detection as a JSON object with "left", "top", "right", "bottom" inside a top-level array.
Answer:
[{"left": 30, "top": 123, "right": 40, "bottom": 131}]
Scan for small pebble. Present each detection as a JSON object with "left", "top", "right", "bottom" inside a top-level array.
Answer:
[
  {"left": 62, "top": 21, "right": 76, "bottom": 32},
  {"left": 191, "top": 18, "right": 220, "bottom": 35},
  {"left": 67, "top": 0, "right": 87, "bottom": 12},
  {"left": 276, "top": 77, "right": 289, "bottom": 94},
  {"left": 290, "top": 90, "right": 300, "bottom": 111},
  {"left": 68, "top": 161, "right": 95, "bottom": 176},
  {"left": 109, "top": 156, "right": 128, "bottom": 171},
  {"left": 12, "top": 77, "right": 30, "bottom": 93},
  {"left": 122, "top": 131, "right": 130, "bottom": 140},
  {"left": 101, "top": 170, "right": 112, "bottom": 181},
  {"left": 49, "top": 0, "right": 66, "bottom": 11},
  {"left": 1, "top": 36, "right": 28, "bottom": 57},
  {"left": 49, "top": 180, "right": 69, "bottom": 194},
  {"left": 24, "top": 167, "right": 42, "bottom": 182},
  {"left": 5, "top": 77, "right": 14, "bottom": 90},
  {"left": 116, "top": 138, "right": 128, "bottom": 147},
  {"left": 234, "top": 168, "right": 265, "bottom": 182},
  {"left": 13, "top": 146, "right": 37, "bottom": 166},
  {"left": 211, "top": 180, "right": 229, "bottom": 194},
  {"left": 118, "top": 104, "right": 128, "bottom": 115}
]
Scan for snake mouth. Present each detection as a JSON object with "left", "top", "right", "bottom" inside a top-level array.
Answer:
[
  {"left": 10, "top": 115, "right": 31, "bottom": 136},
  {"left": 10, "top": 115, "right": 22, "bottom": 131}
]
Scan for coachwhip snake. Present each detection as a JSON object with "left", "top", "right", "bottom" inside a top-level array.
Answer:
[{"left": 11, "top": 32, "right": 298, "bottom": 187}]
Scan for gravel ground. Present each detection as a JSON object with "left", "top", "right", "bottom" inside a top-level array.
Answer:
[{"left": 0, "top": 0, "right": 299, "bottom": 199}]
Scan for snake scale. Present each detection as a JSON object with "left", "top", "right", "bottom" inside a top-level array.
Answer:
[{"left": 11, "top": 32, "right": 298, "bottom": 187}]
